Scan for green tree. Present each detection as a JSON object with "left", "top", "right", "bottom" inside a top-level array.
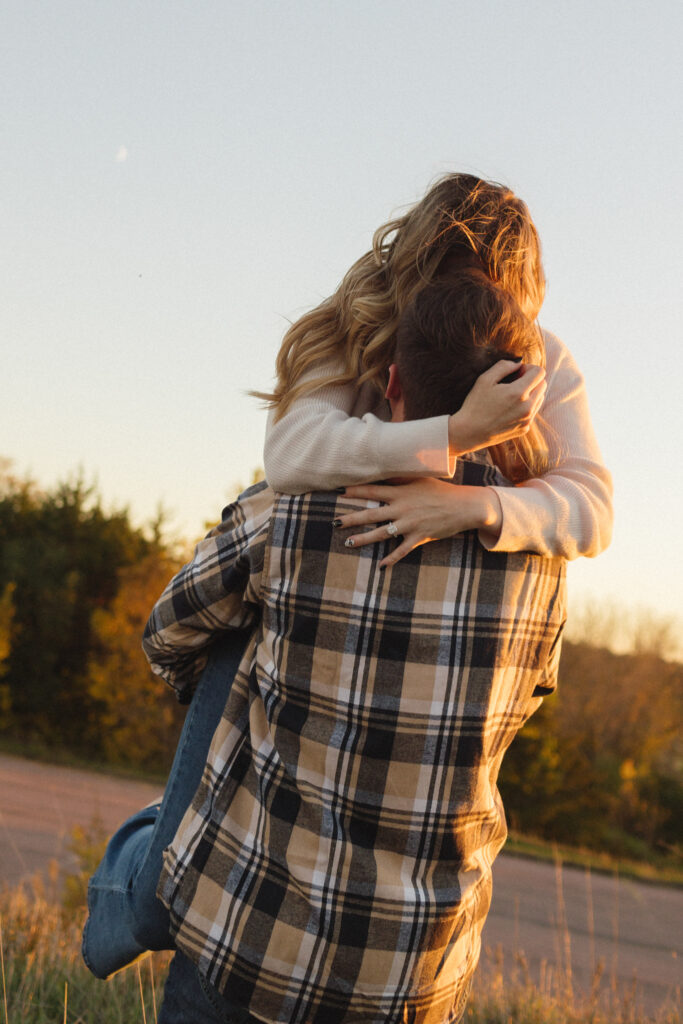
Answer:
[{"left": 0, "top": 466, "right": 161, "bottom": 753}]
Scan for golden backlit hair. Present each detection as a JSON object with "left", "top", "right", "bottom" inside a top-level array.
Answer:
[{"left": 255, "top": 173, "right": 549, "bottom": 481}]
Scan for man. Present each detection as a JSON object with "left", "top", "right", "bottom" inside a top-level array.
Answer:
[{"left": 140, "top": 277, "right": 566, "bottom": 1023}]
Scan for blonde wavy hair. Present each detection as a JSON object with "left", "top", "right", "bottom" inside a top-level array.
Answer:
[{"left": 256, "top": 173, "right": 550, "bottom": 481}]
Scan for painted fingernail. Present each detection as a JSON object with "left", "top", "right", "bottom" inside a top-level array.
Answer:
[
  {"left": 344, "top": 538, "right": 355, "bottom": 548},
  {"left": 335, "top": 487, "right": 346, "bottom": 493},
  {"left": 332, "top": 518, "right": 342, "bottom": 527}
]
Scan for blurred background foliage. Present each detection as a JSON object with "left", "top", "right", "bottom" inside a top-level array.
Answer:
[
  {"left": 0, "top": 460, "right": 680, "bottom": 868},
  {"left": 0, "top": 459, "right": 187, "bottom": 766}
]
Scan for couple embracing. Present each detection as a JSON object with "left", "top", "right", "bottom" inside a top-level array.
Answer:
[{"left": 83, "top": 173, "right": 612, "bottom": 1024}]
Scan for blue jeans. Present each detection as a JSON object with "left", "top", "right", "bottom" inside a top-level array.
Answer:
[
  {"left": 82, "top": 633, "right": 247, "bottom": 979},
  {"left": 158, "top": 952, "right": 468, "bottom": 1024},
  {"left": 158, "top": 950, "right": 259, "bottom": 1024}
]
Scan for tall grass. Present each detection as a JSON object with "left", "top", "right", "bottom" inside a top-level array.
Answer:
[
  {"left": 0, "top": 865, "right": 679, "bottom": 1024},
  {"left": 467, "top": 944, "right": 680, "bottom": 1024},
  {"left": 465, "top": 857, "right": 681, "bottom": 1024},
  {"left": 0, "top": 875, "right": 170, "bottom": 1023}
]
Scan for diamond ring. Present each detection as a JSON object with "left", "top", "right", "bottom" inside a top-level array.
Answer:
[{"left": 386, "top": 521, "right": 398, "bottom": 537}]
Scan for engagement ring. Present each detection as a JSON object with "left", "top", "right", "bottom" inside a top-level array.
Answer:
[{"left": 386, "top": 521, "right": 398, "bottom": 537}]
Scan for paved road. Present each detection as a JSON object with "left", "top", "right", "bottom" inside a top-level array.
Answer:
[
  {"left": 0, "top": 752, "right": 161, "bottom": 884},
  {"left": 1, "top": 753, "right": 680, "bottom": 1015},
  {"left": 482, "top": 852, "right": 680, "bottom": 1015}
]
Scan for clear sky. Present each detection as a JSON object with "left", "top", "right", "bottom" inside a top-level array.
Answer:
[{"left": 3, "top": 0, "right": 682, "bottom": 630}]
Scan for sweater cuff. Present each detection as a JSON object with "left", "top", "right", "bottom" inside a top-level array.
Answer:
[
  {"left": 479, "top": 485, "right": 558, "bottom": 556},
  {"left": 374, "top": 415, "right": 452, "bottom": 478}
]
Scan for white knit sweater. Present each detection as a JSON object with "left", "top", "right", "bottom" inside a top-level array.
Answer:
[{"left": 263, "top": 330, "right": 613, "bottom": 560}]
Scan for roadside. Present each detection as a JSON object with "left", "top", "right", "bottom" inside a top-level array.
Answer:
[
  {"left": 0, "top": 735, "right": 170, "bottom": 785},
  {"left": 2, "top": 741, "right": 681, "bottom": 888},
  {"left": 505, "top": 831, "right": 683, "bottom": 888},
  {"left": 1, "top": 751, "right": 680, "bottom": 1019}
]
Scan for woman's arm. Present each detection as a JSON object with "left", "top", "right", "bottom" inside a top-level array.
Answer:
[
  {"left": 264, "top": 363, "right": 453, "bottom": 492},
  {"left": 263, "top": 333, "right": 613, "bottom": 559},
  {"left": 264, "top": 358, "right": 543, "bottom": 492},
  {"left": 483, "top": 331, "right": 613, "bottom": 558}
]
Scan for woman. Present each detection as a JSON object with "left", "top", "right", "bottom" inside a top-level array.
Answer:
[
  {"left": 261, "top": 172, "right": 612, "bottom": 562},
  {"left": 82, "top": 172, "right": 612, "bottom": 984}
]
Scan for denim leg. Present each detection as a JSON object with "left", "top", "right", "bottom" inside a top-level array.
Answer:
[
  {"left": 157, "top": 951, "right": 467, "bottom": 1024},
  {"left": 82, "top": 803, "right": 161, "bottom": 978},
  {"left": 158, "top": 951, "right": 255, "bottom": 1024},
  {"left": 82, "top": 633, "right": 247, "bottom": 979}
]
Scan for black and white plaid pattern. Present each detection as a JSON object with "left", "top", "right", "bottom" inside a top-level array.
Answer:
[{"left": 144, "top": 468, "right": 566, "bottom": 1024}]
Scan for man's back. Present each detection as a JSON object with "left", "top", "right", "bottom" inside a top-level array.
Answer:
[{"left": 153, "top": 462, "right": 565, "bottom": 1024}]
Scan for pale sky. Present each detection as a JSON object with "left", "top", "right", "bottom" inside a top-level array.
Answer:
[{"left": 2, "top": 0, "right": 682, "bottom": 630}]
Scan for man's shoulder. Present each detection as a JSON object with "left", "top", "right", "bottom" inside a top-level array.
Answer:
[
  {"left": 266, "top": 488, "right": 485, "bottom": 575},
  {"left": 268, "top": 490, "right": 348, "bottom": 552},
  {"left": 241, "top": 484, "right": 563, "bottom": 590},
  {"left": 215, "top": 486, "right": 357, "bottom": 558},
  {"left": 214, "top": 480, "right": 275, "bottom": 539}
]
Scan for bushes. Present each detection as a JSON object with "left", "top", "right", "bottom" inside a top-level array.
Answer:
[
  {"left": 0, "top": 465, "right": 186, "bottom": 771},
  {"left": 499, "top": 640, "right": 683, "bottom": 865}
]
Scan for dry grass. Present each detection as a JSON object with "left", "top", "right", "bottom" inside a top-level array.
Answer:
[
  {"left": 467, "top": 945, "right": 681, "bottom": 1024},
  {"left": 466, "top": 858, "right": 681, "bottom": 1024},
  {"left": 0, "top": 868, "right": 679, "bottom": 1024},
  {"left": 0, "top": 875, "right": 170, "bottom": 1023}
]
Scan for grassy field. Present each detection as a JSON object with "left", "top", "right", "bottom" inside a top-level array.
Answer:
[{"left": 1, "top": 872, "right": 679, "bottom": 1024}]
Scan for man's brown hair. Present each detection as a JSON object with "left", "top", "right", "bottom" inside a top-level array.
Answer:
[{"left": 395, "top": 269, "right": 540, "bottom": 423}]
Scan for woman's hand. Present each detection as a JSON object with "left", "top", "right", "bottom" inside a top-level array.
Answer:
[
  {"left": 335, "top": 479, "right": 503, "bottom": 568},
  {"left": 448, "top": 361, "right": 547, "bottom": 456}
]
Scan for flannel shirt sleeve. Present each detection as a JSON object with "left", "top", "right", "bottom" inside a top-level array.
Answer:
[{"left": 142, "top": 482, "right": 273, "bottom": 703}]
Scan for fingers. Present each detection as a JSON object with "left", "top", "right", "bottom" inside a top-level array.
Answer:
[
  {"left": 379, "top": 537, "right": 418, "bottom": 568},
  {"left": 343, "top": 525, "right": 421, "bottom": 568},
  {"left": 529, "top": 378, "right": 548, "bottom": 415},
  {"left": 334, "top": 504, "right": 393, "bottom": 530},
  {"left": 342, "top": 524, "right": 397, "bottom": 549},
  {"left": 518, "top": 364, "right": 546, "bottom": 401},
  {"left": 501, "top": 364, "right": 546, "bottom": 434},
  {"left": 486, "top": 359, "right": 525, "bottom": 385},
  {"left": 519, "top": 374, "right": 547, "bottom": 431},
  {"left": 342, "top": 484, "right": 393, "bottom": 502},
  {"left": 489, "top": 360, "right": 546, "bottom": 397}
]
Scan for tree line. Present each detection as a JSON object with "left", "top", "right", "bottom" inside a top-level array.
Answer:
[
  {"left": 0, "top": 462, "right": 185, "bottom": 767},
  {"left": 0, "top": 462, "right": 680, "bottom": 866}
]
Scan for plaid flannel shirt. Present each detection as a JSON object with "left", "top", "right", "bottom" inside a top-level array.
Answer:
[{"left": 144, "top": 462, "right": 566, "bottom": 1024}]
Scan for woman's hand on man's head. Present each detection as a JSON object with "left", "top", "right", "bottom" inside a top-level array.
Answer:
[{"left": 448, "top": 360, "right": 547, "bottom": 457}]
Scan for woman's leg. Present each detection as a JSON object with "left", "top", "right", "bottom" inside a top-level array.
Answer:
[{"left": 82, "top": 633, "right": 248, "bottom": 979}]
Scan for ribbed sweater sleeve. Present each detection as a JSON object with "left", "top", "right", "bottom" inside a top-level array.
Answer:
[
  {"left": 264, "top": 365, "right": 452, "bottom": 490},
  {"left": 482, "top": 332, "right": 613, "bottom": 559},
  {"left": 262, "top": 332, "right": 613, "bottom": 560}
]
